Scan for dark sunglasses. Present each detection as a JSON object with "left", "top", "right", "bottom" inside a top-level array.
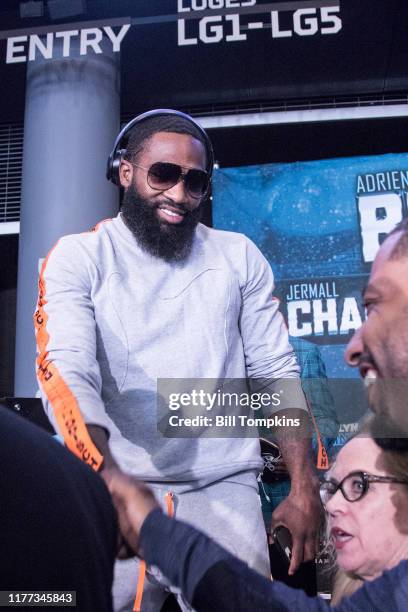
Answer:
[
  {"left": 319, "top": 470, "right": 408, "bottom": 506},
  {"left": 131, "top": 161, "right": 209, "bottom": 198}
]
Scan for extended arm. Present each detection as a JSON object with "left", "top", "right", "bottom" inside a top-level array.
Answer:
[
  {"left": 141, "top": 510, "right": 406, "bottom": 612},
  {"left": 35, "top": 235, "right": 138, "bottom": 555},
  {"left": 102, "top": 469, "right": 407, "bottom": 612},
  {"left": 239, "top": 239, "right": 320, "bottom": 572},
  {"left": 35, "top": 237, "right": 117, "bottom": 469},
  {"left": 141, "top": 509, "right": 329, "bottom": 612}
]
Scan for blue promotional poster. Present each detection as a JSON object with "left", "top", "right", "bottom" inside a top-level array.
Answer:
[
  {"left": 213, "top": 153, "right": 408, "bottom": 377},
  {"left": 213, "top": 153, "right": 408, "bottom": 439}
]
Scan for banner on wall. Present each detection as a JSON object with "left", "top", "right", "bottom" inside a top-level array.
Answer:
[{"left": 212, "top": 152, "right": 408, "bottom": 377}]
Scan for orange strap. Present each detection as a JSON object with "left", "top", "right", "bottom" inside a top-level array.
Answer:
[
  {"left": 133, "top": 561, "right": 146, "bottom": 612},
  {"left": 305, "top": 397, "right": 329, "bottom": 470},
  {"left": 132, "top": 491, "right": 175, "bottom": 611},
  {"left": 165, "top": 491, "right": 175, "bottom": 517}
]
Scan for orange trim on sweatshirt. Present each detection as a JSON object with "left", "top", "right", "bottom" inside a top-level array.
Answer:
[
  {"left": 133, "top": 561, "right": 146, "bottom": 612},
  {"left": 34, "top": 222, "right": 112, "bottom": 471},
  {"left": 133, "top": 492, "right": 175, "bottom": 611},
  {"left": 165, "top": 491, "right": 175, "bottom": 517}
]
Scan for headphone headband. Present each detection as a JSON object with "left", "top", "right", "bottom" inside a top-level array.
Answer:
[{"left": 106, "top": 109, "right": 214, "bottom": 186}]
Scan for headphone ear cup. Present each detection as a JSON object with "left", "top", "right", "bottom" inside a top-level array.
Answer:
[{"left": 108, "top": 149, "right": 126, "bottom": 185}]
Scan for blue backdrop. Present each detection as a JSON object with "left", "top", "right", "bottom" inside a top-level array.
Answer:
[{"left": 213, "top": 152, "right": 408, "bottom": 378}]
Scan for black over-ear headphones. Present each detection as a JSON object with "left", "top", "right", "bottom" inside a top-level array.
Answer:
[{"left": 106, "top": 109, "right": 214, "bottom": 186}]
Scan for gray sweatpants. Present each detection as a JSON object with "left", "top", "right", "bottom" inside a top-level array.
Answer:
[{"left": 112, "top": 470, "right": 270, "bottom": 612}]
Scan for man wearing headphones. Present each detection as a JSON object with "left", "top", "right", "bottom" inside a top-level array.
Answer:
[
  {"left": 102, "top": 218, "right": 408, "bottom": 612},
  {"left": 35, "top": 109, "right": 320, "bottom": 611}
]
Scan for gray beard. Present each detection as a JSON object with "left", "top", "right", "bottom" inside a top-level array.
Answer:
[{"left": 121, "top": 183, "right": 202, "bottom": 263}]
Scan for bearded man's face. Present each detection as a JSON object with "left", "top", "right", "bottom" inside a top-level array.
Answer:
[
  {"left": 120, "top": 131, "right": 206, "bottom": 262},
  {"left": 345, "top": 230, "right": 408, "bottom": 450}
]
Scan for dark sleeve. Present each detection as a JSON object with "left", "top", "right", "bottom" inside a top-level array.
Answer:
[
  {"left": 0, "top": 407, "right": 117, "bottom": 612},
  {"left": 139, "top": 510, "right": 329, "bottom": 612},
  {"left": 140, "top": 511, "right": 408, "bottom": 612},
  {"left": 333, "top": 560, "right": 408, "bottom": 611}
]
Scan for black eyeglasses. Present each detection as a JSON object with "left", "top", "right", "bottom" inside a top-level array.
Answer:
[
  {"left": 320, "top": 470, "right": 408, "bottom": 506},
  {"left": 131, "top": 161, "right": 209, "bottom": 198}
]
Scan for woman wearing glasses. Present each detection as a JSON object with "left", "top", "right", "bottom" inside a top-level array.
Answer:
[{"left": 320, "top": 435, "right": 408, "bottom": 604}]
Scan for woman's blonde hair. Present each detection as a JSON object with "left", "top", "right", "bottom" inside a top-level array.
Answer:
[{"left": 330, "top": 570, "right": 363, "bottom": 606}]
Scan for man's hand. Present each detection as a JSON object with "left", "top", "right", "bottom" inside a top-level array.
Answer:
[
  {"left": 268, "top": 408, "right": 323, "bottom": 574},
  {"left": 270, "top": 484, "right": 321, "bottom": 575},
  {"left": 86, "top": 426, "right": 159, "bottom": 557},
  {"left": 101, "top": 467, "right": 159, "bottom": 558}
]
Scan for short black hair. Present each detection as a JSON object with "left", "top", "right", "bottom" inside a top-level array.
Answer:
[
  {"left": 124, "top": 114, "right": 209, "bottom": 169},
  {"left": 388, "top": 217, "right": 408, "bottom": 260}
]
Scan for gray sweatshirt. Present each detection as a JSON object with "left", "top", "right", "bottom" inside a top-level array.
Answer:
[{"left": 36, "top": 214, "right": 306, "bottom": 486}]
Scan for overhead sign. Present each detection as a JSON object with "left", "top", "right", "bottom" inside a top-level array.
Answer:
[
  {"left": 5, "top": 24, "right": 130, "bottom": 63},
  {"left": 3, "top": 3, "right": 341, "bottom": 63},
  {"left": 177, "top": 4, "right": 342, "bottom": 45},
  {"left": 0, "top": 1, "right": 407, "bottom": 116}
]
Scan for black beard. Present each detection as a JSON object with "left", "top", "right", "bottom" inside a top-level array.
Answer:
[
  {"left": 121, "top": 183, "right": 202, "bottom": 262},
  {"left": 370, "top": 407, "right": 408, "bottom": 452},
  {"left": 366, "top": 377, "right": 408, "bottom": 452},
  {"left": 375, "top": 437, "right": 408, "bottom": 452}
]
